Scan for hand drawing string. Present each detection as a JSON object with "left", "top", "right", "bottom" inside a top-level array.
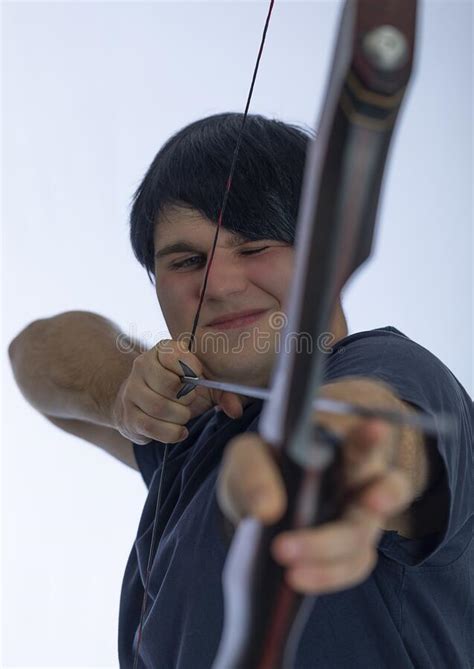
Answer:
[{"left": 132, "top": 3, "right": 275, "bottom": 666}]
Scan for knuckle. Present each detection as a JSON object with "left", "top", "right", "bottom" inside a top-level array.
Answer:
[
  {"left": 154, "top": 339, "right": 179, "bottom": 366},
  {"left": 155, "top": 338, "right": 174, "bottom": 354},
  {"left": 153, "top": 395, "right": 166, "bottom": 415},
  {"left": 137, "top": 416, "right": 153, "bottom": 435},
  {"left": 155, "top": 350, "right": 173, "bottom": 371},
  {"left": 125, "top": 378, "right": 140, "bottom": 400},
  {"left": 132, "top": 354, "right": 145, "bottom": 372},
  {"left": 181, "top": 405, "right": 193, "bottom": 424},
  {"left": 121, "top": 401, "right": 136, "bottom": 425}
]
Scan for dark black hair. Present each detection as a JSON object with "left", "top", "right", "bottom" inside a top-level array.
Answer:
[{"left": 129, "top": 113, "right": 312, "bottom": 283}]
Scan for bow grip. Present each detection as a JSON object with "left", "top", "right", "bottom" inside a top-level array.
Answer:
[{"left": 213, "top": 426, "right": 346, "bottom": 669}]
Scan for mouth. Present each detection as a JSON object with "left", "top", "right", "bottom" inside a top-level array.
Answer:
[{"left": 205, "top": 309, "right": 268, "bottom": 331}]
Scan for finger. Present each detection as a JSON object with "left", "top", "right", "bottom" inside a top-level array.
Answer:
[
  {"left": 286, "top": 547, "right": 377, "bottom": 594},
  {"left": 130, "top": 404, "right": 189, "bottom": 443},
  {"left": 343, "top": 419, "right": 396, "bottom": 489},
  {"left": 272, "top": 515, "right": 381, "bottom": 566},
  {"left": 135, "top": 350, "right": 197, "bottom": 408},
  {"left": 130, "top": 352, "right": 189, "bottom": 406},
  {"left": 213, "top": 390, "right": 244, "bottom": 420},
  {"left": 188, "top": 387, "right": 215, "bottom": 419},
  {"left": 352, "top": 469, "right": 413, "bottom": 516},
  {"left": 143, "top": 363, "right": 187, "bottom": 400},
  {"left": 134, "top": 384, "right": 192, "bottom": 426},
  {"left": 217, "top": 434, "right": 286, "bottom": 526},
  {"left": 134, "top": 341, "right": 200, "bottom": 406},
  {"left": 155, "top": 339, "right": 203, "bottom": 378}
]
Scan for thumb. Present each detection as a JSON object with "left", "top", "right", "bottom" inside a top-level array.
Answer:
[
  {"left": 217, "top": 433, "right": 286, "bottom": 526},
  {"left": 215, "top": 391, "right": 244, "bottom": 420}
]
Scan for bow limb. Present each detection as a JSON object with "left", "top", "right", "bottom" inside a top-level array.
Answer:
[{"left": 213, "top": 2, "right": 417, "bottom": 668}]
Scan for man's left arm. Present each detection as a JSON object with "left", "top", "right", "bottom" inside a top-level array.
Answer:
[{"left": 217, "top": 376, "right": 449, "bottom": 595}]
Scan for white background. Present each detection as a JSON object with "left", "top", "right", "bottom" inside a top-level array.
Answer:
[{"left": 2, "top": 0, "right": 472, "bottom": 666}]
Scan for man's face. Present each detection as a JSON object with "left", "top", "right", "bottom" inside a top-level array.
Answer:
[{"left": 154, "top": 206, "right": 294, "bottom": 386}]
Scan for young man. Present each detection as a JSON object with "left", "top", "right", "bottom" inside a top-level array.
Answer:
[{"left": 9, "top": 114, "right": 473, "bottom": 668}]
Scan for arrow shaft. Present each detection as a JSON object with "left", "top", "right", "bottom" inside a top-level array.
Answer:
[{"left": 182, "top": 375, "right": 448, "bottom": 436}]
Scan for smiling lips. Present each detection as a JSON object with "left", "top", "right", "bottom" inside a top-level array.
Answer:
[{"left": 206, "top": 309, "right": 268, "bottom": 330}]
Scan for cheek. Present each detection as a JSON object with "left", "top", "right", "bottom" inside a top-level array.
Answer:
[
  {"left": 252, "top": 251, "right": 293, "bottom": 306},
  {"left": 155, "top": 273, "right": 197, "bottom": 328}
]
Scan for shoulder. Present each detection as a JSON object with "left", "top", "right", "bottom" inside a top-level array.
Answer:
[
  {"left": 334, "top": 328, "right": 473, "bottom": 565},
  {"left": 327, "top": 326, "right": 472, "bottom": 417}
]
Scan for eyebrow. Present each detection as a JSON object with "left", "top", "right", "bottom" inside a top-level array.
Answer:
[
  {"left": 154, "top": 235, "right": 249, "bottom": 261},
  {"left": 154, "top": 242, "right": 202, "bottom": 261}
]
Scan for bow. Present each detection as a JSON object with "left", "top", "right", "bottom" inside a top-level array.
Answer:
[
  {"left": 133, "top": 1, "right": 419, "bottom": 667},
  {"left": 210, "top": 1, "right": 418, "bottom": 668}
]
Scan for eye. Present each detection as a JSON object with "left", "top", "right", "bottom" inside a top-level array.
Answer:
[
  {"left": 169, "top": 255, "right": 206, "bottom": 271},
  {"left": 240, "top": 245, "right": 270, "bottom": 256}
]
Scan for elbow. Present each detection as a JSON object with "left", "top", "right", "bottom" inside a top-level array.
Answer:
[
  {"left": 7, "top": 312, "right": 72, "bottom": 367},
  {"left": 8, "top": 311, "right": 112, "bottom": 379},
  {"left": 8, "top": 319, "right": 41, "bottom": 364},
  {"left": 8, "top": 311, "right": 102, "bottom": 357}
]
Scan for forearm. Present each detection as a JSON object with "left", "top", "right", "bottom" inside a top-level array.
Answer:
[
  {"left": 374, "top": 397, "right": 446, "bottom": 536},
  {"left": 8, "top": 311, "right": 143, "bottom": 427},
  {"left": 320, "top": 377, "right": 446, "bottom": 536},
  {"left": 392, "top": 426, "right": 447, "bottom": 534}
]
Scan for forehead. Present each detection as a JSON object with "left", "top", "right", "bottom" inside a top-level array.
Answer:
[{"left": 154, "top": 205, "right": 246, "bottom": 247}]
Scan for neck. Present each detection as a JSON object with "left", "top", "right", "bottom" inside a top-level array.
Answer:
[{"left": 330, "top": 300, "right": 348, "bottom": 345}]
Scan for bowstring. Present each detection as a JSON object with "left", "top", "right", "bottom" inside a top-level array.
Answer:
[
  {"left": 132, "top": 2, "right": 275, "bottom": 666},
  {"left": 132, "top": 443, "right": 168, "bottom": 669},
  {"left": 189, "top": 0, "right": 276, "bottom": 351}
]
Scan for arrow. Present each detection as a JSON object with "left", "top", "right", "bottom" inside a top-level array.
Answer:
[{"left": 178, "top": 361, "right": 451, "bottom": 437}]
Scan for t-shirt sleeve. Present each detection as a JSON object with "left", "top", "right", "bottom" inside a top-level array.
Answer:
[
  {"left": 133, "top": 441, "right": 164, "bottom": 488},
  {"left": 325, "top": 329, "right": 474, "bottom": 566}
]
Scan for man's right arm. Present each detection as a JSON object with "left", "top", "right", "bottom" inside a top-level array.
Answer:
[
  {"left": 8, "top": 311, "right": 242, "bottom": 470},
  {"left": 8, "top": 311, "right": 142, "bottom": 469}
]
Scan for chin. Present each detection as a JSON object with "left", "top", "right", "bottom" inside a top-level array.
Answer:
[{"left": 203, "top": 351, "right": 272, "bottom": 388}]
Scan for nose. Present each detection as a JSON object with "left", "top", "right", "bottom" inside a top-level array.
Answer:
[{"left": 203, "top": 249, "right": 248, "bottom": 301}]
